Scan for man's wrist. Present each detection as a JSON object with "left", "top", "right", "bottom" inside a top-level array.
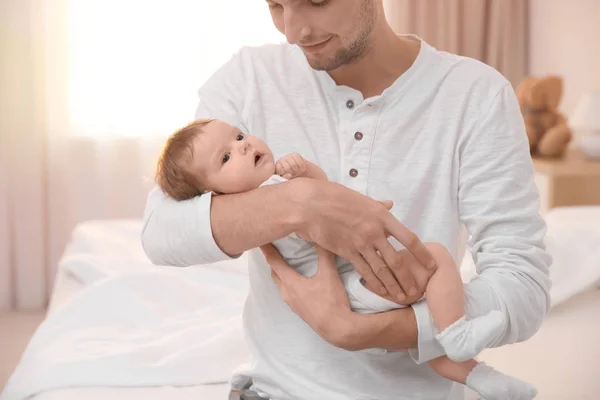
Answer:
[{"left": 284, "top": 177, "right": 316, "bottom": 233}]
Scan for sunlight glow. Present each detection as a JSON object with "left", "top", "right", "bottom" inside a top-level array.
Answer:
[{"left": 67, "top": 0, "right": 284, "bottom": 137}]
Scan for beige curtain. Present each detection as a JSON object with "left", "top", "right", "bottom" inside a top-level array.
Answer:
[
  {"left": 0, "top": 0, "right": 162, "bottom": 311},
  {"left": 1, "top": 0, "right": 49, "bottom": 311},
  {"left": 0, "top": 0, "right": 284, "bottom": 312},
  {"left": 384, "top": 0, "right": 529, "bottom": 86}
]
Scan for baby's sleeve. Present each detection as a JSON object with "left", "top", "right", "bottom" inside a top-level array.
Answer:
[{"left": 259, "top": 174, "right": 288, "bottom": 187}]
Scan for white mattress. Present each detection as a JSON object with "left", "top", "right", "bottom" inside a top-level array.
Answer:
[
  {"left": 38, "top": 214, "right": 600, "bottom": 400},
  {"left": 31, "top": 384, "right": 229, "bottom": 400},
  {"left": 35, "top": 220, "right": 231, "bottom": 400}
]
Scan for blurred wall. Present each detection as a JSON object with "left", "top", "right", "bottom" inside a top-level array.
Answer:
[{"left": 529, "top": 0, "right": 600, "bottom": 116}]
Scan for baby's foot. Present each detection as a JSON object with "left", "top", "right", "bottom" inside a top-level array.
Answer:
[
  {"left": 466, "top": 362, "right": 537, "bottom": 400},
  {"left": 436, "top": 310, "right": 505, "bottom": 362}
]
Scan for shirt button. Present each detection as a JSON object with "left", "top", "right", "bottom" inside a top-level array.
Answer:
[
  {"left": 346, "top": 100, "right": 354, "bottom": 109},
  {"left": 354, "top": 131, "right": 363, "bottom": 141},
  {"left": 349, "top": 168, "right": 358, "bottom": 177}
]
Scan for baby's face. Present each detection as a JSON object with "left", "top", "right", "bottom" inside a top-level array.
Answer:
[{"left": 188, "top": 120, "right": 275, "bottom": 194}]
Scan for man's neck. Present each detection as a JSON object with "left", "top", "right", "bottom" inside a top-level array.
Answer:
[{"left": 328, "top": 28, "right": 421, "bottom": 99}]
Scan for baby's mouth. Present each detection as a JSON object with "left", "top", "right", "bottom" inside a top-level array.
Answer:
[{"left": 254, "top": 153, "right": 263, "bottom": 166}]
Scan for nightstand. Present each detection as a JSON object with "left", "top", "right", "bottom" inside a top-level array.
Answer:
[{"left": 533, "top": 149, "right": 600, "bottom": 214}]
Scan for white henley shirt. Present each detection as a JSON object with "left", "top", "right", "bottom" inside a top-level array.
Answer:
[{"left": 141, "top": 37, "right": 552, "bottom": 400}]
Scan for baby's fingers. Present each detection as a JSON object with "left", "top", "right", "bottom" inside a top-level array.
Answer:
[
  {"left": 275, "top": 161, "right": 287, "bottom": 177},
  {"left": 279, "top": 159, "right": 293, "bottom": 175},
  {"left": 290, "top": 154, "right": 306, "bottom": 173}
]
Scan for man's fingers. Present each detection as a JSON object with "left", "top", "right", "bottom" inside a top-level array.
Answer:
[
  {"left": 260, "top": 244, "right": 283, "bottom": 262},
  {"left": 260, "top": 244, "right": 300, "bottom": 282},
  {"left": 384, "top": 215, "right": 437, "bottom": 270},
  {"left": 375, "top": 239, "right": 418, "bottom": 301},
  {"left": 315, "top": 244, "right": 335, "bottom": 263},
  {"left": 270, "top": 267, "right": 292, "bottom": 304},
  {"left": 378, "top": 200, "right": 394, "bottom": 210},
  {"left": 361, "top": 248, "right": 405, "bottom": 301},
  {"left": 348, "top": 252, "right": 387, "bottom": 296},
  {"left": 314, "top": 245, "right": 337, "bottom": 278},
  {"left": 270, "top": 268, "right": 282, "bottom": 285}
]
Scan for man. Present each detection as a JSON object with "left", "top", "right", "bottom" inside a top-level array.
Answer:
[{"left": 141, "top": 0, "right": 551, "bottom": 398}]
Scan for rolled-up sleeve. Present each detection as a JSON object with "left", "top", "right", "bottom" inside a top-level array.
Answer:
[
  {"left": 409, "top": 83, "right": 552, "bottom": 363},
  {"left": 141, "top": 49, "right": 252, "bottom": 266},
  {"left": 141, "top": 187, "right": 239, "bottom": 266}
]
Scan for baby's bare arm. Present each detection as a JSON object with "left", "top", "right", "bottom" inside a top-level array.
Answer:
[
  {"left": 276, "top": 153, "right": 328, "bottom": 181},
  {"left": 302, "top": 160, "right": 328, "bottom": 181}
]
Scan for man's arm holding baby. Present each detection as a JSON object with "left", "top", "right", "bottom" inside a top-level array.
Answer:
[
  {"left": 143, "top": 149, "right": 432, "bottom": 303},
  {"left": 212, "top": 153, "right": 327, "bottom": 257},
  {"left": 142, "top": 180, "right": 307, "bottom": 265},
  {"left": 142, "top": 152, "right": 331, "bottom": 266}
]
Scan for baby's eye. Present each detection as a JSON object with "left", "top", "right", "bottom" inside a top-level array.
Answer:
[
  {"left": 222, "top": 153, "right": 230, "bottom": 164},
  {"left": 236, "top": 133, "right": 245, "bottom": 141}
]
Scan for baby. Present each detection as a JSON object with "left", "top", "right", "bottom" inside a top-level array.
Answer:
[{"left": 155, "top": 118, "right": 537, "bottom": 400}]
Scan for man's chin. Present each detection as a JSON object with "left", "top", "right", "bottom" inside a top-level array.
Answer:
[{"left": 304, "top": 55, "right": 338, "bottom": 71}]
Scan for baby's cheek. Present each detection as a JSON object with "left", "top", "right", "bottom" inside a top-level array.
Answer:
[{"left": 255, "top": 168, "right": 275, "bottom": 188}]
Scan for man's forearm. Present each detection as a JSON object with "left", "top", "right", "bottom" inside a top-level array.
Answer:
[
  {"left": 211, "top": 178, "right": 308, "bottom": 256},
  {"left": 345, "top": 308, "right": 418, "bottom": 351}
]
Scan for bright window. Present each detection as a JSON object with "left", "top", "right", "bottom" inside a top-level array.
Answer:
[{"left": 67, "top": 0, "right": 284, "bottom": 137}]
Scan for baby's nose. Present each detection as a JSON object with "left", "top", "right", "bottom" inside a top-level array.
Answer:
[{"left": 239, "top": 141, "right": 251, "bottom": 153}]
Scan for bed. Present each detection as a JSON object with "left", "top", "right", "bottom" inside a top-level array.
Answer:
[
  {"left": 4, "top": 220, "right": 244, "bottom": 400},
  {"left": 6, "top": 207, "right": 600, "bottom": 400},
  {"left": 41, "top": 240, "right": 231, "bottom": 400}
]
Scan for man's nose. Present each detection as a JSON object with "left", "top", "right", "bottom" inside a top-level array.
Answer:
[{"left": 283, "top": 8, "right": 311, "bottom": 45}]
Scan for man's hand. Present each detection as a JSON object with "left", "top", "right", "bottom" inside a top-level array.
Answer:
[
  {"left": 294, "top": 179, "right": 436, "bottom": 302},
  {"left": 260, "top": 243, "right": 419, "bottom": 351},
  {"left": 276, "top": 152, "right": 308, "bottom": 180},
  {"left": 260, "top": 243, "right": 358, "bottom": 349}
]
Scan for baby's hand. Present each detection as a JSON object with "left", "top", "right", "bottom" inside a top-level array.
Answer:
[{"left": 276, "top": 152, "right": 307, "bottom": 180}]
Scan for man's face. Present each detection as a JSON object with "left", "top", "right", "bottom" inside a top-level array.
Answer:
[{"left": 266, "top": 0, "right": 377, "bottom": 71}]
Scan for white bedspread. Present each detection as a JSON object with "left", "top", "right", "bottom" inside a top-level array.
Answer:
[
  {"left": 3, "top": 206, "right": 600, "bottom": 400},
  {"left": 1, "top": 251, "right": 251, "bottom": 400}
]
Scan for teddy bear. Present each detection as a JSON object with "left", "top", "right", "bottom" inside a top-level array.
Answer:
[{"left": 515, "top": 75, "right": 572, "bottom": 158}]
